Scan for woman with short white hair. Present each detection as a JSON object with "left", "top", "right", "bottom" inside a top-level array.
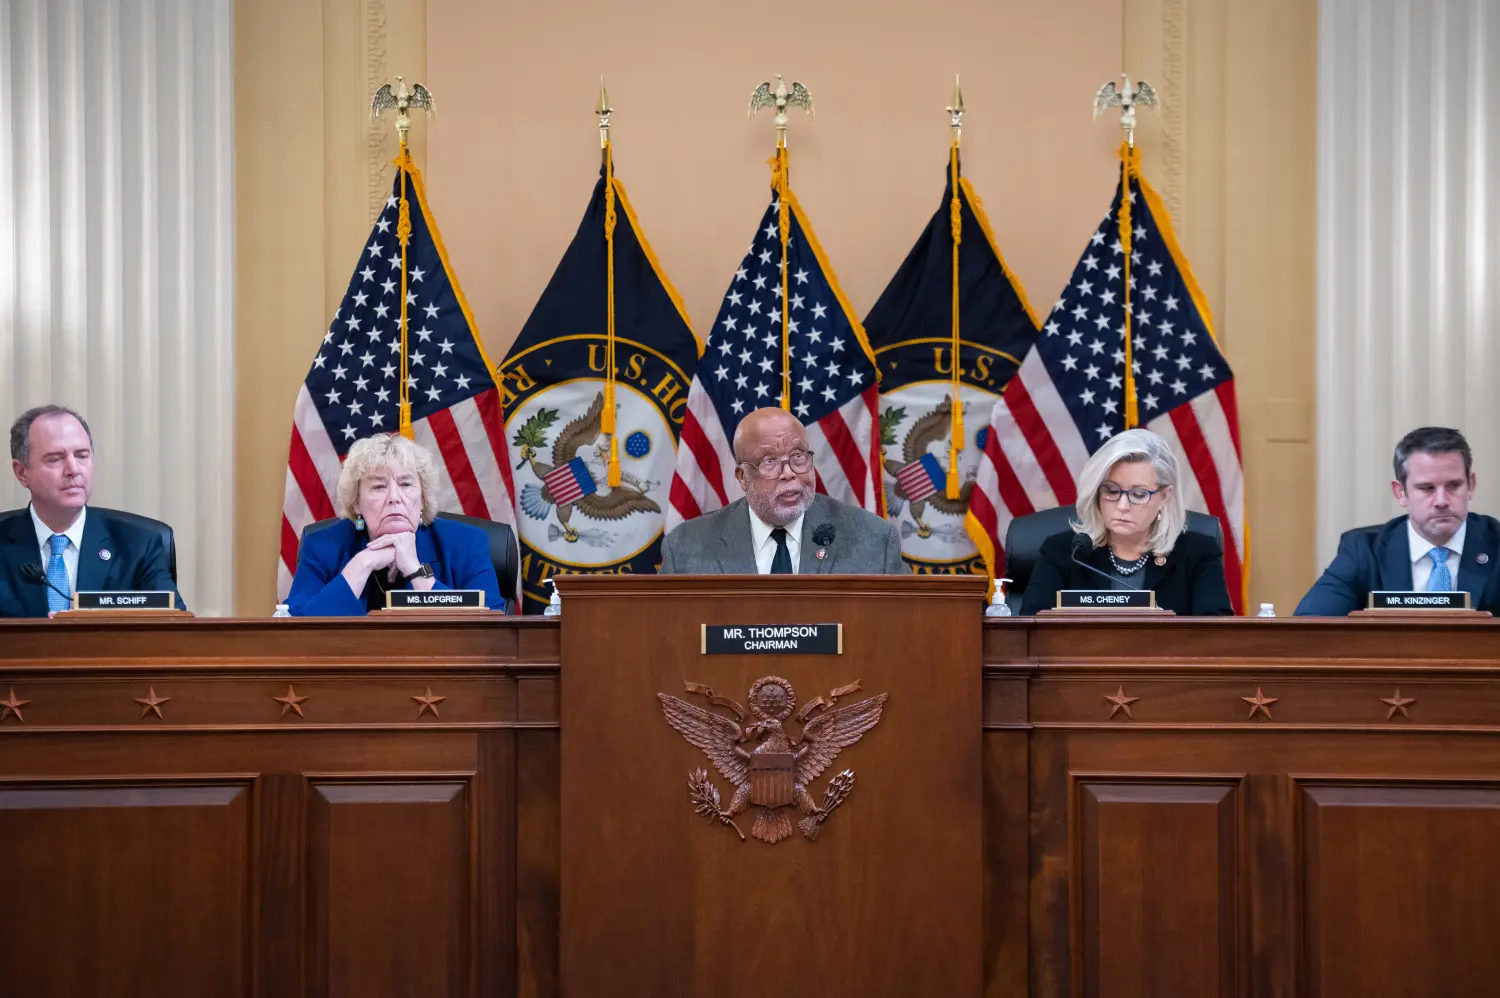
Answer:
[
  {"left": 285, "top": 434, "right": 502, "bottom": 615},
  {"left": 1019, "top": 427, "right": 1233, "bottom": 615}
]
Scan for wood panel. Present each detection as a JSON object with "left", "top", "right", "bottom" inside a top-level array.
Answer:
[
  {"left": 1302, "top": 781, "right": 1500, "bottom": 998},
  {"left": 309, "top": 780, "right": 471, "bottom": 998},
  {"left": 1076, "top": 780, "right": 1241, "bottom": 998},
  {"left": 0, "top": 781, "right": 251, "bottom": 998}
]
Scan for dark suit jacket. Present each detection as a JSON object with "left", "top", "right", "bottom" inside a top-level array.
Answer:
[
  {"left": 1019, "top": 529, "right": 1234, "bottom": 616},
  {"left": 0, "top": 506, "right": 185, "bottom": 617},
  {"left": 286, "top": 517, "right": 502, "bottom": 616},
  {"left": 658, "top": 494, "right": 906, "bottom": 575},
  {"left": 1294, "top": 513, "right": 1500, "bottom": 616}
]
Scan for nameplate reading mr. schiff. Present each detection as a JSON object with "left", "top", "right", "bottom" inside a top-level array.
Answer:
[
  {"left": 1056, "top": 590, "right": 1157, "bottom": 609},
  {"left": 73, "top": 591, "right": 176, "bottom": 610},
  {"left": 1369, "top": 591, "right": 1472, "bottom": 610},
  {"left": 701, "top": 624, "right": 842, "bottom": 655},
  {"left": 386, "top": 589, "right": 486, "bottom": 609}
]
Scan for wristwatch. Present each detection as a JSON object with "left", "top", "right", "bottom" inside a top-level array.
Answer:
[{"left": 404, "top": 563, "right": 435, "bottom": 583}]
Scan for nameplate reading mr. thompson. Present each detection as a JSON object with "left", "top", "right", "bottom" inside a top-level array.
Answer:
[{"left": 701, "top": 624, "right": 843, "bottom": 655}]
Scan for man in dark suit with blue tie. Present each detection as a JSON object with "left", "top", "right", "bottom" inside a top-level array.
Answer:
[
  {"left": 1296, "top": 427, "right": 1500, "bottom": 615},
  {"left": 1, "top": 405, "right": 185, "bottom": 617}
]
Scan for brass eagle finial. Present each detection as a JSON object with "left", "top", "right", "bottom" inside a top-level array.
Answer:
[
  {"left": 1093, "top": 74, "right": 1158, "bottom": 148},
  {"left": 749, "top": 74, "right": 814, "bottom": 149},
  {"left": 370, "top": 75, "right": 435, "bottom": 145}
]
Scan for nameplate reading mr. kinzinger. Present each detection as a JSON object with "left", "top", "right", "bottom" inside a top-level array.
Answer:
[
  {"left": 701, "top": 624, "right": 842, "bottom": 655},
  {"left": 1369, "top": 591, "right": 1471, "bottom": 610}
]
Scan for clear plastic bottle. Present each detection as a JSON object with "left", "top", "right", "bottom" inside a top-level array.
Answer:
[
  {"left": 985, "top": 578, "right": 1014, "bottom": 617},
  {"left": 272, "top": 603, "right": 291, "bottom": 618},
  {"left": 1256, "top": 603, "right": 1275, "bottom": 617}
]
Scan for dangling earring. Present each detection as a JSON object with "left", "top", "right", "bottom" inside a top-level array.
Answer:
[{"left": 353, "top": 514, "right": 366, "bottom": 531}]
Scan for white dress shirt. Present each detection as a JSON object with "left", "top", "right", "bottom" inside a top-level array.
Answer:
[
  {"left": 31, "top": 504, "right": 87, "bottom": 594},
  {"left": 1408, "top": 518, "right": 1465, "bottom": 591},
  {"left": 748, "top": 506, "right": 804, "bottom": 575}
]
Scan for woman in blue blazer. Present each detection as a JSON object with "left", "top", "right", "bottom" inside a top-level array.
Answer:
[{"left": 286, "top": 435, "right": 502, "bottom": 616}]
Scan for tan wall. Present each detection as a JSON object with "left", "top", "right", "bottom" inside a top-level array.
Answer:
[{"left": 234, "top": 0, "right": 1317, "bottom": 614}]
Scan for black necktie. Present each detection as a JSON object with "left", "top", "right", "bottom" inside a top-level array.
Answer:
[{"left": 769, "top": 527, "right": 792, "bottom": 575}]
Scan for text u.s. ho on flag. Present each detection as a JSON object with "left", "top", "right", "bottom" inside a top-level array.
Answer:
[
  {"left": 965, "top": 145, "right": 1248, "bottom": 612},
  {"left": 666, "top": 155, "right": 882, "bottom": 530},
  {"left": 278, "top": 151, "right": 517, "bottom": 599}
]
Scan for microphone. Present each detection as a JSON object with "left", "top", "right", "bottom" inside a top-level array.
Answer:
[
  {"left": 20, "top": 563, "right": 72, "bottom": 604},
  {"left": 812, "top": 523, "right": 836, "bottom": 547},
  {"left": 1069, "top": 534, "right": 1146, "bottom": 592}
]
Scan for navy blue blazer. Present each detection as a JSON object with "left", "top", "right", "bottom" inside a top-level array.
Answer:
[
  {"left": 286, "top": 517, "right": 503, "bottom": 616},
  {"left": 1019, "top": 529, "right": 1235, "bottom": 616},
  {"left": 1294, "top": 513, "right": 1500, "bottom": 616},
  {"left": 0, "top": 506, "right": 185, "bottom": 617}
]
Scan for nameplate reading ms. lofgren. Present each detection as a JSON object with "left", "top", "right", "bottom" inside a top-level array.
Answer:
[
  {"left": 386, "top": 589, "right": 486, "bottom": 609},
  {"left": 701, "top": 624, "right": 842, "bottom": 655},
  {"left": 73, "top": 591, "right": 176, "bottom": 610},
  {"left": 1056, "top": 589, "right": 1157, "bottom": 609},
  {"left": 1369, "top": 591, "right": 1471, "bottom": 610}
]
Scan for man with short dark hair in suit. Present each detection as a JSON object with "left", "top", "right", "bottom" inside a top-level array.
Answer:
[
  {"left": 1296, "top": 426, "right": 1500, "bottom": 615},
  {"left": 660, "top": 407, "right": 904, "bottom": 575},
  {"left": 0, "top": 405, "right": 185, "bottom": 617}
]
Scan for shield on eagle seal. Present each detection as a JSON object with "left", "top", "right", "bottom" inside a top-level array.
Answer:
[{"left": 749, "top": 751, "right": 795, "bottom": 807}]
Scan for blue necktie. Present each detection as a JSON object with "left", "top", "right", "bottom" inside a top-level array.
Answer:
[
  {"left": 1428, "top": 547, "right": 1453, "bottom": 592},
  {"left": 46, "top": 533, "right": 71, "bottom": 613}
]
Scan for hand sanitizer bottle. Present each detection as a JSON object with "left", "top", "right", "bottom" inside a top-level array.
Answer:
[
  {"left": 543, "top": 579, "right": 562, "bottom": 617},
  {"left": 985, "top": 578, "right": 1014, "bottom": 617}
]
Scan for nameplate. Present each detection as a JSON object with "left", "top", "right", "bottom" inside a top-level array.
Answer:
[
  {"left": 1056, "top": 590, "right": 1157, "bottom": 609},
  {"left": 73, "top": 591, "right": 176, "bottom": 610},
  {"left": 386, "top": 589, "right": 486, "bottom": 609},
  {"left": 701, "top": 623, "right": 842, "bottom": 655},
  {"left": 1368, "top": 591, "right": 1471, "bottom": 610}
]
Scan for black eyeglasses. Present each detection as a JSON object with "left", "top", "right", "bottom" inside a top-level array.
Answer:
[
  {"left": 742, "top": 449, "right": 815, "bottom": 479},
  {"left": 1099, "top": 484, "right": 1161, "bottom": 506}
]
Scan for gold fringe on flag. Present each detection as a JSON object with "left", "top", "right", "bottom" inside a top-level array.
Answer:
[
  {"left": 602, "top": 140, "right": 621, "bottom": 486},
  {"left": 946, "top": 141, "right": 964, "bottom": 499},
  {"left": 396, "top": 148, "right": 415, "bottom": 439},
  {"left": 1117, "top": 141, "right": 1140, "bottom": 429},
  {"left": 770, "top": 147, "right": 792, "bottom": 410}
]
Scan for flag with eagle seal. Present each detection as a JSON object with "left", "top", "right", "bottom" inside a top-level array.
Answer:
[
  {"left": 499, "top": 162, "right": 700, "bottom": 611},
  {"left": 865, "top": 163, "right": 1040, "bottom": 573}
]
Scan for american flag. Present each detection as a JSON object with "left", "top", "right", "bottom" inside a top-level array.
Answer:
[
  {"left": 666, "top": 187, "right": 881, "bottom": 529},
  {"left": 894, "top": 453, "right": 945, "bottom": 505},
  {"left": 965, "top": 156, "right": 1247, "bottom": 612},
  {"left": 278, "top": 155, "right": 517, "bottom": 597}
]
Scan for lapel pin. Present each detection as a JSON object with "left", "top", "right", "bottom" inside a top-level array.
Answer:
[
  {"left": 1153, "top": 554, "right": 1166, "bottom": 566},
  {"left": 1480, "top": 553, "right": 1490, "bottom": 565},
  {"left": 816, "top": 549, "right": 827, "bottom": 561},
  {"left": 99, "top": 549, "right": 112, "bottom": 562}
]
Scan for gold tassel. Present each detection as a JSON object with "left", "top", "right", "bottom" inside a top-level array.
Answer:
[
  {"left": 946, "top": 141, "right": 964, "bottom": 499},
  {"left": 771, "top": 148, "right": 792, "bottom": 410},
  {"left": 397, "top": 146, "right": 415, "bottom": 440},
  {"left": 1118, "top": 142, "right": 1139, "bottom": 430},
  {"left": 603, "top": 143, "right": 621, "bottom": 486}
]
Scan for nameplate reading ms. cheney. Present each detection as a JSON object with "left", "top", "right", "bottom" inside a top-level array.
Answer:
[
  {"left": 73, "top": 591, "right": 176, "bottom": 610},
  {"left": 1369, "top": 591, "right": 1472, "bottom": 610},
  {"left": 701, "top": 624, "right": 842, "bottom": 655},
  {"left": 386, "top": 589, "right": 486, "bottom": 609},
  {"left": 1056, "top": 590, "right": 1157, "bottom": 609}
]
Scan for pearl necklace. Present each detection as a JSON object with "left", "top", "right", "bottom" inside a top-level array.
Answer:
[{"left": 1108, "top": 549, "right": 1151, "bottom": 576}]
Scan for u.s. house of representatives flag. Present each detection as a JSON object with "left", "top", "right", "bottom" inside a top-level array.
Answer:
[
  {"left": 865, "top": 161, "right": 1040, "bottom": 574},
  {"left": 278, "top": 152, "right": 516, "bottom": 599},
  {"left": 500, "top": 152, "right": 699, "bottom": 611},
  {"left": 666, "top": 157, "right": 882, "bottom": 528},
  {"left": 966, "top": 145, "right": 1248, "bottom": 611}
]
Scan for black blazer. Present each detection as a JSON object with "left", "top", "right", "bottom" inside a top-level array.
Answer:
[
  {"left": 1019, "top": 529, "right": 1234, "bottom": 616},
  {"left": 1294, "top": 513, "right": 1500, "bottom": 616},
  {"left": 0, "top": 506, "right": 186, "bottom": 617}
]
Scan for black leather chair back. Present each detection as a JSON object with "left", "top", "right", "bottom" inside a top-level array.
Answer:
[
  {"left": 1001, "top": 505, "right": 1223, "bottom": 613},
  {"left": 0, "top": 506, "right": 177, "bottom": 583},
  {"left": 300, "top": 513, "right": 519, "bottom": 608}
]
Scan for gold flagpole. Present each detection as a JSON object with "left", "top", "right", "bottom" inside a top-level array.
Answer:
[
  {"left": 1092, "top": 74, "right": 1157, "bottom": 430},
  {"left": 598, "top": 78, "right": 622, "bottom": 486},
  {"left": 749, "top": 75, "right": 814, "bottom": 411},
  {"left": 945, "top": 76, "right": 965, "bottom": 499},
  {"left": 371, "top": 75, "right": 436, "bottom": 439}
]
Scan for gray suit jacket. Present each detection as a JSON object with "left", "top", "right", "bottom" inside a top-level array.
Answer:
[{"left": 659, "top": 494, "right": 906, "bottom": 575}]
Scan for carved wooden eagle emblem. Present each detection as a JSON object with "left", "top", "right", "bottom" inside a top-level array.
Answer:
[{"left": 657, "top": 676, "right": 887, "bottom": 843}]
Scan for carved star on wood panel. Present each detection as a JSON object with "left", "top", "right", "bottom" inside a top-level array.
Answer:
[
  {"left": 1380, "top": 687, "right": 1416, "bottom": 720},
  {"left": 1, "top": 689, "right": 30, "bottom": 723},
  {"left": 1103, "top": 685, "right": 1139, "bottom": 719},
  {"left": 411, "top": 687, "right": 447, "bottom": 719},
  {"left": 273, "top": 685, "right": 309, "bottom": 719},
  {"left": 134, "top": 686, "right": 171, "bottom": 720},
  {"left": 1242, "top": 687, "right": 1277, "bottom": 721}
]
